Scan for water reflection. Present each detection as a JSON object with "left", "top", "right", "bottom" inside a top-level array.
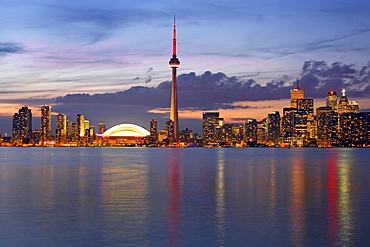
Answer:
[
  {"left": 337, "top": 150, "right": 354, "bottom": 246},
  {"left": 289, "top": 152, "right": 306, "bottom": 246},
  {"left": 100, "top": 150, "right": 149, "bottom": 244},
  {"left": 167, "top": 150, "right": 182, "bottom": 246},
  {"left": 216, "top": 149, "right": 226, "bottom": 246}
]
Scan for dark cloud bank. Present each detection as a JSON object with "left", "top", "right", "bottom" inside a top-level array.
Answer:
[{"left": 51, "top": 60, "right": 370, "bottom": 133}]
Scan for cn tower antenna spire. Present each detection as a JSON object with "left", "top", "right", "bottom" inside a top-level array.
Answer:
[{"left": 172, "top": 15, "right": 177, "bottom": 58}]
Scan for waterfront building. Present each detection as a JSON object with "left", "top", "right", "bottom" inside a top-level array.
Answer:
[
  {"left": 339, "top": 112, "right": 369, "bottom": 147},
  {"left": 202, "top": 112, "right": 223, "bottom": 145},
  {"left": 317, "top": 110, "right": 339, "bottom": 147},
  {"left": 244, "top": 119, "right": 258, "bottom": 146},
  {"left": 76, "top": 114, "right": 85, "bottom": 138},
  {"left": 40, "top": 105, "right": 51, "bottom": 145},
  {"left": 56, "top": 113, "right": 67, "bottom": 144},
  {"left": 12, "top": 106, "right": 32, "bottom": 144},
  {"left": 149, "top": 119, "right": 158, "bottom": 144},
  {"left": 98, "top": 123, "right": 106, "bottom": 134},
  {"left": 266, "top": 111, "right": 280, "bottom": 145}
]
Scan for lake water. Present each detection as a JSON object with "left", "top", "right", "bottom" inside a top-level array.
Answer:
[{"left": 0, "top": 147, "right": 369, "bottom": 246}]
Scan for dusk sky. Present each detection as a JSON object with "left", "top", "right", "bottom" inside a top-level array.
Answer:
[{"left": 2, "top": 0, "right": 370, "bottom": 134}]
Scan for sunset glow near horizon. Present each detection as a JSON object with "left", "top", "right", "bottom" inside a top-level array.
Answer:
[{"left": 1, "top": 0, "right": 370, "bottom": 134}]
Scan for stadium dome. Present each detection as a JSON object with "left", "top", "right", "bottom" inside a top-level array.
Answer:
[{"left": 101, "top": 123, "right": 150, "bottom": 137}]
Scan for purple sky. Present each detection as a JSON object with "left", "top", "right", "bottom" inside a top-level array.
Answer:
[{"left": 1, "top": 0, "right": 370, "bottom": 134}]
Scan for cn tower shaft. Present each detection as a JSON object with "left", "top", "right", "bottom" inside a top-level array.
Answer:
[{"left": 169, "top": 16, "right": 180, "bottom": 143}]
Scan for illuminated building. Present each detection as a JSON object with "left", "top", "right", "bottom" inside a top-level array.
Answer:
[
  {"left": 12, "top": 106, "right": 32, "bottom": 144},
  {"left": 295, "top": 98, "right": 314, "bottom": 138},
  {"left": 317, "top": 110, "right": 339, "bottom": 147},
  {"left": 281, "top": 108, "right": 296, "bottom": 138},
  {"left": 337, "top": 89, "right": 359, "bottom": 113},
  {"left": 149, "top": 119, "right": 158, "bottom": 144},
  {"left": 266, "top": 111, "right": 280, "bottom": 145},
  {"left": 180, "top": 128, "right": 193, "bottom": 144},
  {"left": 244, "top": 119, "right": 258, "bottom": 146},
  {"left": 339, "top": 112, "right": 369, "bottom": 147},
  {"left": 56, "top": 113, "right": 67, "bottom": 144},
  {"left": 290, "top": 78, "right": 304, "bottom": 108},
  {"left": 326, "top": 91, "right": 338, "bottom": 110},
  {"left": 166, "top": 119, "right": 174, "bottom": 143},
  {"left": 40, "top": 105, "right": 51, "bottom": 145},
  {"left": 86, "top": 125, "right": 95, "bottom": 144},
  {"left": 76, "top": 114, "right": 85, "bottom": 137},
  {"left": 169, "top": 16, "right": 180, "bottom": 143},
  {"left": 98, "top": 123, "right": 106, "bottom": 134},
  {"left": 202, "top": 112, "right": 223, "bottom": 145},
  {"left": 101, "top": 123, "right": 150, "bottom": 145},
  {"left": 84, "top": 120, "right": 90, "bottom": 134},
  {"left": 257, "top": 119, "right": 267, "bottom": 145}
]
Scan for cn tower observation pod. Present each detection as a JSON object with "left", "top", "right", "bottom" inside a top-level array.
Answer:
[{"left": 101, "top": 123, "right": 150, "bottom": 137}]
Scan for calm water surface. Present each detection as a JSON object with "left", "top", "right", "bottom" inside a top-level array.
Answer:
[{"left": 0, "top": 147, "right": 369, "bottom": 246}]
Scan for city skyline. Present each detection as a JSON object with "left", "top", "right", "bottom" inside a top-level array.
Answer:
[{"left": 2, "top": 1, "right": 370, "bottom": 133}]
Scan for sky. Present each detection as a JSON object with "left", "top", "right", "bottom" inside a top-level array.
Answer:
[{"left": 1, "top": 0, "right": 370, "bottom": 134}]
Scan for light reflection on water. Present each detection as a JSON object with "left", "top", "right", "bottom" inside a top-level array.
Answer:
[{"left": 0, "top": 147, "right": 369, "bottom": 246}]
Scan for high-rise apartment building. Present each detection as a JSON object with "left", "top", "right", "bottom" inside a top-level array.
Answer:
[
  {"left": 41, "top": 105, "right": 51, "bottom": 145},
  {"left": 55, "top": 113, "right": 67, "bottom": 144},
  {"left": 12, "top": 106, "right": 32, "bottom": 144},
  {"left": 149, "top": 119, "right": 158, "bottom": 144},
  {"left": 76, "top": 114, "right": 85, "bottom": 138}
]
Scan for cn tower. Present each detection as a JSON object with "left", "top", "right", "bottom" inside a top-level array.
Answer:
[{"left": 169, "top": 16, "right": 180, "bottom": 143}]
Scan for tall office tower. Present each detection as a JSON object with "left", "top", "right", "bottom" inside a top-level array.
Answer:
[
  {"left": 12, "top": 106, "right": 32, "bottom": 144},
  {"left": 281, "top": 108, "right": 296, "bottom": 138},
  {"left": 290, "top": 78, "right": 304, "bottom": 108},
  {"left": 266, "top": 111, "right": 280, "bottom": 145},
  {"left": 326, "top": 91, "right": 337, "bottom": 110},
  {"left": 40, "top": 105, "right": 51, "bottom": 145},
  {"left": 169, "top": 16, "right": 180, "bottom": 143},
  {"left": 84, "top": 120, "right": 90, "bottom": 135},
  {"left": 56, "top": 113, "right": 67, "bottom": 144},
  {"left": 76, "top": 114, "right": 85, "bottom": 137},
  {"left": 66, "top": 120, "right": 73, "bottom": 143},
  {"left": 87, "top": 126, "right": 95, "bottom": 144},
  {"left": 149, "top": 119, "right": 158, "bottom": 144},
  {"left": 166, "top": 119, "right": 174, "bottom": 142},
  {"left": 339, "top": 112, "right": 369, "bottom": 147},
  {"left": 202, "top": 112, "right": 223, "bottom": 145},
  {"left": 337, "top": 89, "right": 350, "bottom": 113},
  {"left": 317, "top": 110, "right": 339, "bottom": 147},
  {"left": 295, "top": 98, "right": 314, "bottom": 137},
  {"left": 98, "top": 123, "right": 106, "bottom": 134},
  {"left": 244, "top": 119, "right": 258, "bottom": 146}
]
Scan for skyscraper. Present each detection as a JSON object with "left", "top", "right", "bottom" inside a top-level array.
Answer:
[
  {"left": 12, "top": 106, "right": 32, "bottom": 144},
  {"left": 41, "top": 105, "right": 51, "bottom": 145},
  {"left": 149, "top": 119, "right": 158, "bottom": 144},
  {"left": 56, "top": 113, "right": 67, "bottom": 144},
  {"left": 266, "top": 111, "right": 280, "bottom": 145},
  {"left": 202, "top": 112, "right": 223, "bottom": 145},
  {"left": 290, "top": 78, "right": 304, "bottom": 108},
  {"left": 76, "top": 114, "right": 85, "bottom": 137},
  {"left": 169, "top": 16, "right": 180, "bottom": 143},
  {"left": 326, "top": 91, "right": 337, "bottom": 110}
]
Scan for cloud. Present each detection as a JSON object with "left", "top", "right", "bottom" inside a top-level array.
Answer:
[
  {"left": 0, "top": 42, "right": 25, "bottom": 56},
  {"left": 55, "top": 60, "right": 370, "bottom": 117}
]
